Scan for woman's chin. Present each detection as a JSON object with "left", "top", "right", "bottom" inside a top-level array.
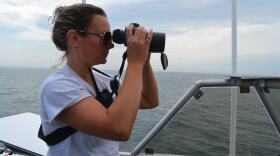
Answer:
[{"left": 101, "top": 58, "right": 107, "bottom": 64}]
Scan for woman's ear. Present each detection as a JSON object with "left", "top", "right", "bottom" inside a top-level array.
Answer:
[{"left": 67, "top": 29, "right": 80, "bottom": 48}]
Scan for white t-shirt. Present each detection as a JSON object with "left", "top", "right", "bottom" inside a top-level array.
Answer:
[{"left": 39, "top": 64, "right": 119, "bottom": 156}]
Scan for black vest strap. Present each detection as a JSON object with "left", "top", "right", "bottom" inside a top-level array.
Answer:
[{"left": 38, "top": 124, "right": 76, "bottom": 145}]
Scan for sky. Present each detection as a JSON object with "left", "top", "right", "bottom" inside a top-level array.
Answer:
[{"left": 0, "top": 0, "right": 279, "bottom": 75}]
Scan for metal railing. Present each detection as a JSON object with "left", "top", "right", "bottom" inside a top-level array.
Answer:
[{"left": 120, "top": 77, "right": 280, "bottom": 156}]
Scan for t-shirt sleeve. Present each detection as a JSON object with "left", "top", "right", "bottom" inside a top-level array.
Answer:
[{"left": 41, "top": 79, "right": 91, "bottom": 124}]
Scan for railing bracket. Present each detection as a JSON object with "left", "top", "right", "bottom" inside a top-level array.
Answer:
[
  {"left": 239, "top": 86, "right": 250, "bottom": 93},
  {"left": 144, "top": 147, "right": 154, "bottom": 155},
  {"left": 194, "top": 90, "right": 204, "bottom": 100}
]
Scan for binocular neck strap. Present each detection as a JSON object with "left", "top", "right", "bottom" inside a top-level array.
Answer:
[
  {"left": 88, "top": 51, "right": 127, "bottom": 97},
  {"left": 88, "top": 67, "right": 101, "bottom": 97},
  {"left": 116, "top": 51, "right": 127, "bottom": 80}
]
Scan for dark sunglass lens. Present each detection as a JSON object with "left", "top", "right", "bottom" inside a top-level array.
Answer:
[{"left": 103, "top": 32, "right": 112, "bottom": 45}]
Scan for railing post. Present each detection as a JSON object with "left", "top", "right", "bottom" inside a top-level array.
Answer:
[{"left": 230, "top": 0, "right": 238, "bottom": 155}]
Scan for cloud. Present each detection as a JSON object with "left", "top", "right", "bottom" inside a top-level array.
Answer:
[
  {"left": 87, "top": 0, "right": 158, "bottom": 7},
  {"left": 0, "top": 0, "right": 279, "bottom": 74},
  {"left": 166, "top": 21, "right": 280, "bottom": 57},
  {"left": 0, "top": 0, "right": 76, "bottom": 40},
  {"left": 238, "top": 22, "right": 280, "bottom": 55},
  {"left": 18, "top": 26, "right": 51, "bottom": 41},
  {"left": 89, "top": 0, "right": 222, "bottom": 8},
  {"left": 155, "top": 21, "right": 280, "bottom": 73},
  {"left": 0, "top": 0, "right": 156, "bottom": 41},
  {"left": 166, "top": 22, "right": 231, "bottom": 58},
  {"left": 0, "top": 0, "right": 224, "bottom": 41},
  {"left": 0, "top": 1, "right": 53, "bottom": 27}
]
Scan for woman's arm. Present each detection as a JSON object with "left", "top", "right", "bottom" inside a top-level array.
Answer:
[{"left": 140, "top": 57, "right": 159, "bottom": 109}]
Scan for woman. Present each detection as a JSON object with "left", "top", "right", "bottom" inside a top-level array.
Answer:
[{"left": 39, "top": 3, "right": 159, "bottom": 156}]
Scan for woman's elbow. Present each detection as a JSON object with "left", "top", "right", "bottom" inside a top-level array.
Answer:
[
  {"left": 112, "top": 124, "right": 132, "bottom": 141},
  {"left": 153, "top": 102, "right": 159, "bottom": 108},
  {"left": 148, "top": 97, "right": 160, "bottom": 108},
  {"left": 116, "top": 130, "right": 131, "bottom": 141},
  {"left": 149, "top": 102, "right": 159, "bottom": 109},
  {"left": 118, "top": 133, "right": 131, "bottom": 141},
  {"left": 140, "top": 101, "right": 159, "bottom": 109}
]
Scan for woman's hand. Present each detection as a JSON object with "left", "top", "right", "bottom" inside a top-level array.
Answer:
[{"left": 126, "top": 24, "right": 153, "bottom": 68}]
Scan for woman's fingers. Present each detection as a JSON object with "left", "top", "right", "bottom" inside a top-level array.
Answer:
[
  {"left": 133, "top": 26, "right": 142, "bottom": 38},
  {"left": 145, "top": 29, "right": 153, "bottom": 44},
  {"left": 139, "top": 27, "right": 148, "bottom": 40},
  {"left": 126, "top": 24, "right": 133, "bottom": 39}
]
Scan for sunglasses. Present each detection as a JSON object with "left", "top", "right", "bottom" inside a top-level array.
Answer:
[{"left": 77, "top": 30, "right": 112, "bottom": 45}]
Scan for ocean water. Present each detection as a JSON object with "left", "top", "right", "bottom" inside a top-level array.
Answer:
[{"left": 0, "top": 67, "right": 279, "bottom": 155}]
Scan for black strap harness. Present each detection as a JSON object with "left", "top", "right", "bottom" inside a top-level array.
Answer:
[{"left": 38, "top": 52, "right": 127, "bottom": 145}]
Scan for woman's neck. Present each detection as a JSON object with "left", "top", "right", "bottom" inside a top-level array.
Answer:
[
  {"left": 66, "top": 56, "right": 92, "bottom": 82},
  {"left": 67, "top": 59, "right": 98, "bottom": 93}
]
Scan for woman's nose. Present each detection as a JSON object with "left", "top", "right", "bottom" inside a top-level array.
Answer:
[{"left": 109, "top": 42, "right": 114, "bottom": 49}]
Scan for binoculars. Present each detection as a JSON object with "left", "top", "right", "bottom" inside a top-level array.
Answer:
[{"left": 112, "top": 23, "right": 168, "bottom": 70}]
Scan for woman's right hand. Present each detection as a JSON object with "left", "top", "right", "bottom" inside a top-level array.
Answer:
[{"left": 126, "top": 24, "right": 153, "bottom": 67}]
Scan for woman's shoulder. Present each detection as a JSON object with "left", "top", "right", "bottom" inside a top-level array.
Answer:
[{"left": 40, "top": 67, "right": 80, "bottom": 93}]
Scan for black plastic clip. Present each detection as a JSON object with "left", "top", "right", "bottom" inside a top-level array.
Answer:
[
  {"left": 263, "top": 87, "right": 270, "bottom": 93},
  {"left": 194, "top": 90, "right": 204, "bottom": 100},
  {"left": 240, "top": 86, "right": 250, "bottom": 93},
  {"left": 145, "top": 147, "right": 154, "bottom": 155}
]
